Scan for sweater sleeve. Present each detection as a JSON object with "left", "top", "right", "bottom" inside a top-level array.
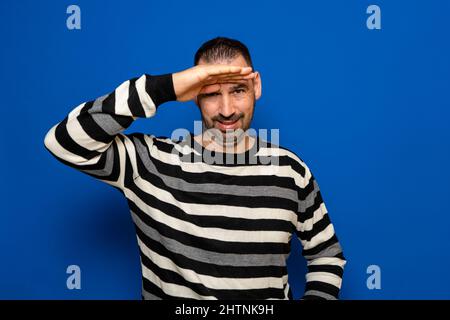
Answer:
[
  {"left": 43, "top": 73, "right": 176, "bottom": 191},
  {"left": 294, "top": 163, "right": 347, "bottom": 300}
]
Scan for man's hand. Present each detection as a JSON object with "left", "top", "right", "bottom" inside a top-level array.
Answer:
[{"left": 172, "top": 65, "right": 255, "bottom": 102}]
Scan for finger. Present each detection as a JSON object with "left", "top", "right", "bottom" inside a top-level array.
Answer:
[
  {"left": 220, "top": 73, "right": 256, "bottom": 81},
  {"left": 239, "top": 67, "right": 253, "bottom": 75},
  {"left": 206, "top": 65, "right": 252, "bottom": 76},
  {"left": 213, "top": 80, "right": 250, "bottom": 86},
  {"left": 198, "top": 83, "right": 221, "bottom": 95},
  {"left": 206, "top": 74, "right": 255, "bottom": 84},
  {"left": 203, "top": 77, "right": 243, "bottom": 86},
  {"left": 214, "top": 72, "right": 256, "bottom": 79},
  {"left": 214, "top": 78, "right": 255, "bottom": 86},
  {"left": 243, "top": 72, "right": 257, "bottom": 80}
]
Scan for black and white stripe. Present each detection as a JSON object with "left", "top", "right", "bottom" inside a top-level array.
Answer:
[{"left": 44, "top": 73, "right": 346, "bottom": 300}]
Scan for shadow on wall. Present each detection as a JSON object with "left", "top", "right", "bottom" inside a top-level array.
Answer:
[{"left": 286, "top": 237, "right": 307, "bottom": 300}]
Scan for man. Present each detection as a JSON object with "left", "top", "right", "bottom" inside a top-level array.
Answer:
[{"left": 44, "top": 37, "right": 346, "bottom": 300}]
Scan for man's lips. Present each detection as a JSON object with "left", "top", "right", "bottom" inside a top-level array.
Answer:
[{"left": 216, "top": 119, "right": 240, "bottom": 131}]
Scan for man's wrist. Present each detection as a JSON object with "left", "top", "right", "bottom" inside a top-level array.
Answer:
[{"left": 144, "top": 73, "right": 177, "bottom": 107}]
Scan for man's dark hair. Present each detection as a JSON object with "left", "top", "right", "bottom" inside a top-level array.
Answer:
[{"left": 194, "top": 37, "right": 253, "bottom": 69}]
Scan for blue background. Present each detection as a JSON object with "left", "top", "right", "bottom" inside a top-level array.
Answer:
[{"left": 1, "top": 0, "right": 449, "bottom": 299}]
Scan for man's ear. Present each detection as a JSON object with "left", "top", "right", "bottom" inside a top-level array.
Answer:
[{"left": 253, "top": 71, "right": 262, "bottom": 100}]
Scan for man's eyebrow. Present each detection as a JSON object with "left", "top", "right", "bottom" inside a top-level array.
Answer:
[
  {"left": 229, "top": 83, "right": 249, "bottom": 91},
  {"left": 197, "top": 91, "right": 219, "bottom": 100}
]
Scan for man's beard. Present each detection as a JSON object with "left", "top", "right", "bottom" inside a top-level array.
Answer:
[
  {"left": 201, "top": 102, "right": 255, "bottom": 149},
  {"left": 202, "top": 123, "right": 246, "bottom": 148}
]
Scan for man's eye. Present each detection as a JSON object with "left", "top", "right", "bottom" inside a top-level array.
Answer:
[
  {"left": 233, "top": 89, "right": 245, "bottom": 94},
  {"left": 206, "top": 92, "right": 220, "bottom": 97}
]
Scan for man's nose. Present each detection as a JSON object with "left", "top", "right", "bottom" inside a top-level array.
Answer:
[{"left": 218, "top": 93, "right": 235, "bottom": 118}]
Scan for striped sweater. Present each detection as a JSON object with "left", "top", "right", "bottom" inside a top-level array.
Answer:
[{"left": 44, "top": 73, "right": 346, "bottom": 300}]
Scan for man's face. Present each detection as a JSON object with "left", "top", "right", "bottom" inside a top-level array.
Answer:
[{"left": 195, "top": 55, "right": 262, "bottom": 138}]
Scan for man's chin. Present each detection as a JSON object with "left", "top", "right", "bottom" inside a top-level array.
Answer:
[{"left": 204, "top": 126, "right": 247, "bottom": 145}]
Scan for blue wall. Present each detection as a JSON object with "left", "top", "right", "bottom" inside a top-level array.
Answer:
[{"left": 1, "top": 0, "right": 449, "bottom": 299}]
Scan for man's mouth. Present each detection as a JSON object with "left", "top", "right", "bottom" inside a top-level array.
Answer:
[{"left": 216, "top": 119, "right": 240, "bottom": 131}]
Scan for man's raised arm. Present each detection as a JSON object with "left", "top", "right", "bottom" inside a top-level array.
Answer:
[
  {"left": 43, "top": 74, "right": 176, "bottom": 190},
  {"left": 43, "top": 66, "right": 255, "bottom": 190}
]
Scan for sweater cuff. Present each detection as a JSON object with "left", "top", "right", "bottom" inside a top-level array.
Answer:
[{"left": 144, "top": 73, "right": 177, "bottom": 107}]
